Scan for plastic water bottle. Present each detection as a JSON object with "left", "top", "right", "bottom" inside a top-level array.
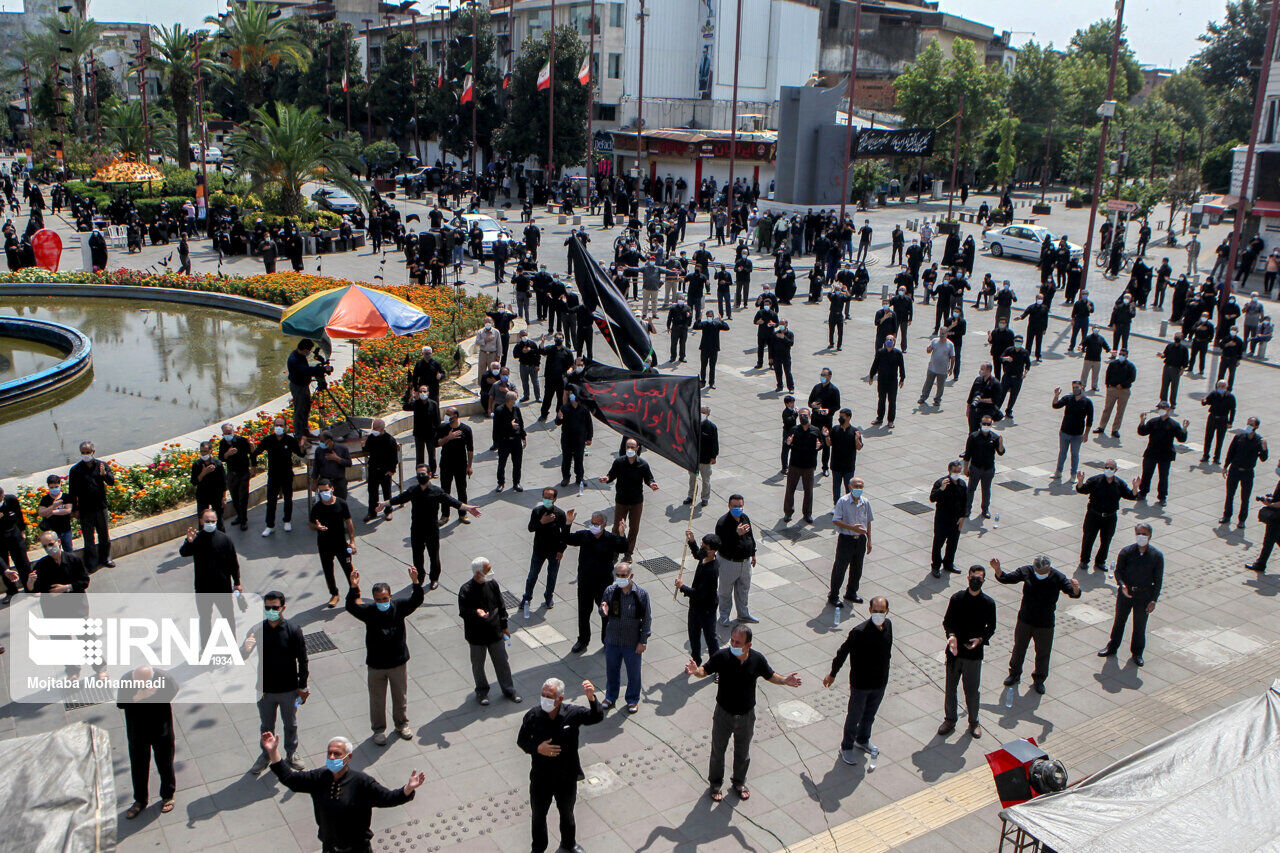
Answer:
[
  {"left": 993, "top": 512, "right": 1000, "bottom": 529},
  {"left": 1004, "top": 685, "right": 1015, "bottom": 708},
  {"left": 523, "top": 601, "right": 531, "bottom": 620},
  {"left": 1107, "top": 561, "right": 1115, "bottom": 576},
  {"left": 866, "top": 751, "right": 878, "bottom": 772},
  {"left": 833, "top": 606, "right": 841, "bottom": 628}
]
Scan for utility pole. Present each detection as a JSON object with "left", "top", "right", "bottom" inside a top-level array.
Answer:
[
  {"left": 88, "top": 49, "right": 100, "bottom": 143},
  {"left": 1079, "top": 0, "right": 1126, "bottom": 289},
  {"left": 325, "top": 22, "right": 332, "bottom": 120},
  {"left": 548, "top": 0, "right": 556, "bottom": 177},
  {"left": 1225, "top": 0, "right": 1280, "bottom": 296},
  {"left": 634, "top": 0, "right": 647, "bottom": 207},
  {"left": 363, "top": 19, "right": 373, "bottom": 139},
  {"left": 411, "top": 11, "right": 420, "bottom": 160},
  {"left": 1039, "top": 114, "right": 1054, "bottom": 204},
  {"left": 21, "top": 62, "right": 34, "bottom": 148},
  {"left": 136, "top": 34, "right": 151, "bottom": 163},
  {"left": 727, "top": 0, "right": 743, "bottom": 202},
  {"left": 1114, "top": 127, "right": 1127, "bottom": 198},
  {"left": 945, "top": 91, "right": 965, "bottom": 221},
  {"left": 470, "top": 0, "right": 478, "bottom": 174},
  {"left": 837, "top": 0, "right": 862, "bottom": 221},
  {"left": 193, "top": 31, "right": 209, "bottom": 234},
  {"left": 586, "top": 0, "right": 597, "bottom": 179},
  {"left": 1149, "top": 127, "right": 1159, "bottom": 182}
]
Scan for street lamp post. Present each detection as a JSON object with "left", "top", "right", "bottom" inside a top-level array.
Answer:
[
  {"left": 548, "top": 0, "right": 556, "bottom": 178},
  {"left": 1079, "top": 0, "right": 1127, "bottom": 290},
  {"left": 363, "top": 19, "right": 373, "bottom": 139},
  {"left": 836, "top": 0, "right": 862, "bottom": 222},
  {"left": 586, "top": 0, "right": 597, "bottom": 180},
  {"left": 945, "top": 91, "right": 965, "bottom": 222},
  {"left": 470, "top": 0, "right": 478, "bottom": 174},
  {"left": 634, "top": 0, "right": 647, "bottom": 208},
  {"left": 1039, "top": 114, "right": 1054, "bottom": 204}
]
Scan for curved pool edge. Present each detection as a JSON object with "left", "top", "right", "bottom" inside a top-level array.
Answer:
[{"left": 0, "top": 316, "right": 93, "bottom": 404}]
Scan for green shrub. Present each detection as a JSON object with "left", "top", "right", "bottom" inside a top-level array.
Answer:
[{"left": 239, "top": 210, "right": 342, "bottom": 230}]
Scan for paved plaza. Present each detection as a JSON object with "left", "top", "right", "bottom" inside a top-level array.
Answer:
[{"left": 3, "top": 192, "right": 1279, "bottom": 852}]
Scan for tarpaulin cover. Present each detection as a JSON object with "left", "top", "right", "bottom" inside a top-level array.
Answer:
[
  {"left": 0, "top": 721, "right": 116, "bottom": 852},
  {"left": 1001, "top": 679, "right": 1280, "bottom": 852}
]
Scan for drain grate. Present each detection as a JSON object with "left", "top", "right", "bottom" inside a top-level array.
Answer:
[
  {"left": 894, "top": 500, "right": 933, "bottom": 516},
  {"left": 638, "top": 556, "right": 681, "bottom": 576},
  {"left": 64, "top": 684, "right": 115, "bottom": 710},
  {"left": 501, "top": 590, "right": 522, "bottom": 610},
  {"left": 764, "top": 526, "right": 822, "bottom": 542},
  {"left": 999, "top": 480, "right": 1032, "bottom": 491},
  {"left": 303, "top": 631, "right": 338, "bottom": 655}
]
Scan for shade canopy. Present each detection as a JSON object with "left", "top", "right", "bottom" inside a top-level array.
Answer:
[
  {"left": 91, "top": 159, "right": 164, "bottom": 184},
  {"left": 280, "top": 284, "right": 432, "bottom": 339}
]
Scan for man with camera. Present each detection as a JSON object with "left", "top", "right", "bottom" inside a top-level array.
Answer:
[{"left": 287, "top": 339, "right": 333, "bottom": 439}]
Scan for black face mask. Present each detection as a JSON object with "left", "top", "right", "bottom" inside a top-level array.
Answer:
[
  {"left": 417, "top": 473, "right": 430, "bottom": 484},
  {"left": 969, "top": 578, "right": 984, "bottom": 592}
]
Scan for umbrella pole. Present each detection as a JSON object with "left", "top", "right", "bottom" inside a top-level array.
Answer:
[{"left": 351, "top": 340, "right": 358, "bottom": 427}]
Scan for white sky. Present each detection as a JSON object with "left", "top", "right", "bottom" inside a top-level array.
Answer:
[{"left": 16, "top": 0, "right": 1222, "bottom": 70}]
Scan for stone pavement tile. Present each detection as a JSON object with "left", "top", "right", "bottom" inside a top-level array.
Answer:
[{"left": 160, "top": 815, "right": 231, "bottom": 851}]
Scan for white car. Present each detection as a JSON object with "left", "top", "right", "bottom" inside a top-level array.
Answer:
[
  {"left": 311, "top": 186, "right": 362, "bottom": 214},
  {"left": 451, "top": 213, "right": 511, "bottom": 259},
  {"left": 982, "top": 225, "right": 1081, "bottom": 261}
]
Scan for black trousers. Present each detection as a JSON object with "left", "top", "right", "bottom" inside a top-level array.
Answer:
[
  {"left": 1159, "top": 366, "right": 1182, "bottom": 408},
  {"left": 773, "top": 357, "right": 794, "bottom": 391},
  {"left": 875, "top": 382, "right": 898, "bottom": 423},
  {"left": 439, "top": 463, "right": 468, "bottom": 518},
  {"left": 1080, "top": 510, "right": 1118, "bottom": 567},
  {"left": 413, "top": 434, "right": 437, "bottom": 471},
  {"left": 1138, "top": 457, "right": 1172, "bottom": 502},
  {"left": 79, "top": 506, "right": 111, "bottom": 569},
  {"left": 576, "top": 576, "right": 609, "bottom": 645},
  {"left": 829, "top": 534, "right": 867, "bottom": 599},
  {"left": 540, "top": 382, "right": 564, "bottom": 419},
  {"left": 1191, "top": 340, "right": 1208, "bottom": 373},
  {"left": 1224, "top": 467, "right": 1255, "bottom": 524},
  {"left": 1107, "top": 590, "right": 1154, "bottom": 655},
  {"left": 700, "top": 350, "right": 719, "bottom": 385},
  {"left": 1026, "top": 327, "right": 1044, "bottom": 360},
  {"left": 1204, "top": 416, "right": 1229, "bottom": 462},
  {"left": 931, "top": 517, "right": 960, "bottom": 572},
  {"left": 561, "top": 437, "right": 586, "bottom": 484},
  {"left": 126, "top": 726, "right": 176, "bottom": 803},
  {"left": 1254, "top": 521, "right": 1280, "bottom": 570},
  {"left": 755, "top": 331, "right": 771, "bottom": 368},
  {"left": 670, "top": 326, "right": 688, "bottom": 361},
  {"left": 319, "top": 546, "right": 354, "bottom": 596},
  {"left": 530, "top": 774, "right": 577, "bottom": 853},
  {"left": 410, "top": 526, "right": 443, "bottom": 583},
  {"left": 264, "top": 473, "right": 293, "bottom": 527},
  {"left": 497, "top": 440, "right": 523, "bottom": 487},
  {"left": 1008, "top": 620, "right": 1055, "bottom": 684},
  {"left": 0, "top": 533, "right": 31, "bottom": 595},
  {"left": 828, "top": 320, "right": 844, "bottom": 349},
  {"left": 367, "top": 470, "right": 393, "bottom": 517},
  {"left": 687, "top": 606, "right": 719, "bottom": 664}
]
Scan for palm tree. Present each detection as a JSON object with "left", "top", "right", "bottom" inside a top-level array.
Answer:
[
  {"left": 150, "top": 24, "right": 203, "bottom": 170},
  {"left": 103, "top": 100, "right": 176, "bottom": 159},
  {"left": 206, "top": 0, "right": 310, "bottom": 112},
  {"left": 228, "top": 102, "right": 366, "bottom": 216},
  {"left": 40, "top": 13, "right": 102, "bottom": 130}
]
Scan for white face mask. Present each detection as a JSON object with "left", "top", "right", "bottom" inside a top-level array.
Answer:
[
  {"left": 949, "top": 472, "right": 963, "bottom": 482},
  {"left": 1245, "top": 425, "right": 1256, "bottom": 435},
  {"left": 371, "top": 430, "right": 382, "bottom": 437},
  {"left": 1135, "top": 534, "right": 1150, "bottom": 547},
  {"left": 870, "top": 612, "right": 887, "bottom": 627},
  {"left": 539, "top": 696, "right": 557, "bottom": 713},
  {"left": 625, "top": 449, "right": 637, "bottom": 458},
  {"left": 273, "top": 426, "right": 285, "bottom": 436},
  {"left": 588, "top": 524, "right": 603, "bottom": 535},
  {"left": 200, "top": 455, "right": 211, "bottom": 462},
  {"left": 616, "top": 575, "right": 631, "bottom": 588},
  {"left": 1033, "top": 570, "right": 1050, "bottom": 581},
  {"left": 319, "top": 490, "right": 333, "bottom": 501},
  {"left": 1104, "top": 469, "right": 1116, "bottom": 479},
  {"left": 81, "top": 454, "right": 93, "bottom": 463},
  {"left": 202, "top": 522, "right": 218, "bottom": 533},
  {"left": 981, "top": 425, "right": 992, "bottom": 433}
]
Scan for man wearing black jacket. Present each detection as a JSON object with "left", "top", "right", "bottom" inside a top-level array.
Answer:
[
  {"left": 217, "top": 423, "right": 253, "bottom": 530},
  {"left": 404, "top": 385, "right": 441, "bottom": 470},
  {"left": 752, "top": 300, "right": 779, "bottom": 368},
  {"left": 770, "top": 321, "right": 796, "bottom": 393},
  {"left": 190, "top": 440, "right": 227, "bottom": 530},
  {"left": 1094, "top": 351, "right": 1137, "bottom": 439},
  {"left": 555, "top": 392, "right": 594, "bottom": 487},
  {"left": 938, "top": 565, "right": 997, "bottom": 738},
  {"left": 494, "top": 391, "right": 527, "bottom": 492},
  {"left": 808, "top": 370, "right": 841, "bottom": 474},
  {"left": 1076, "top": 462, "right": 1140, "bottom": 571},
  {"left": 601, "top": 439, "right": 658, "bottom": 557},
  {"left": 252, "top": 417, "right": 303, "bottom": 537},
  {"left": 687, "top": 406, "right": 719, "bottom": 506},
  {"left": 362, "top": 419, "right": 399, "bottom": 523},
  {"left": 178, "top": 508, "right": 242, "bottom": 649},
  {"left": 517, "top": 677, "right": 602, "bottom": 853},
  {"left": 565, "top": 511, "right": 629, "bottom": 652},
  {"left": 1158, "top": 334, "right": 1190, "bottom": 408},
  {"left": 247, "top": 591, "right": 309, "bottom": 774},
  {"left": 1069, "top": 292, "right": 1094, "bottom": 350},
  {"left": 666, "top": 300, "right": 693, "bottom": 363},
  {"left": 1223, "top": 418, "right": 1269, "bottom": 528},
  {"left": 1053, "top": 382, "right": 1094, "bottom": 480},
  {"left": 994, "top": 556, "right": 1080, "bottom": 694},
  {"left": 513, "top": 332, "right": 542, "bottom": 402},
  {"left": 695, "top": 310, "right": 730, "bottom": 389},
  {"left": 1018, "top": 297, "right": 1050, "bottom": 362},
  {"left": 679, "top": 532, "right": 722, "bottom": 664},
  {"left": 1136, "top": 404, "right": 1190, "bottom": 504},
  {"left": 382, "top": 462, "right": 480, "bottom": 588},
  {"left": 0, "top": 485, "right": 29, "bottom": 601},
  {"left": 539, "top": 335, "right": 575, "bottom": 421},
  {"left": 347, "top": 566, "right": 424, "bottom": 744},
  {"left": 999, "top": 335, "right": 1032, "bottom": 417},
  {"left": 965, "top": 363, "right": 1002, "bottom": 434},
  {"left": 437, "top": 407, "right": 474, "bottom": 523},
  {"left": 930, "top": 461, "right": 967, "bottom": 577},
  {"left": 460, "top": 557, "right": 520, "bottom": 705},
  {"left": 411, "top": 345, "right": 447, "bottom": 401},
  {"left": 713, "top": 495, "right": 758, "bottom": 624},
  {"left": 962, "top": 416, "right": 1005, "bottom": 519},
  {"left": 823, "top": 596, "right": 892, "bottom": 763},
  {"left": 523, "top": 488, "right": 571, "bottom": 610},
  {"left": 865, "top": 337, "right": 906, "bottom": 428},
  {"left": 1200, "top": 380, "right": 1237, "bottom": 465}
]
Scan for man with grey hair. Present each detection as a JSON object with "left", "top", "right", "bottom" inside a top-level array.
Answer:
[
  {"left": 992, "top": 555, "right": 1080, "bottom": 694},
  {"left": 517, "top": 677, "right": 602, "bottom": 853},
  {"left": 599, "top": 561, "right": 651, "bottom": 713},
  {"left": 264, "top": 730, "right": 424, "bottom": 850},
  {"left": 1098, "top": 523, "right": 1163, "bottom": 667},
  {"left": 458, "top": 557, "right": 520, "bottom": 706},
  {"left": 347, "top": 566, "right": 424, "bottom": 744},
  {"left": 218, "top": 422, "right": 253, "bottom": 530},
  {"left": 685, "top": 405, "right": 718, "bottom": 507}
]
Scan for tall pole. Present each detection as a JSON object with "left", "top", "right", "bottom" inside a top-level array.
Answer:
[
  {"left": 137, "top": 35, "right": 151, "bottom": 163},
  {"left": 1225, "top": 0, "right": 1280, "bottom": 295},
  {"left": 88, "top": 50, "right": 100, "bottom": 143},
  {"left": 345, "top": 25, "right": 353, "bottom": 130},
  {"left": 470, "top": 1, "right": 478, "bottom": 174},
  {"left": 1039, "top": 114, "right": 1054, "bottom": 203},
  {"left": 194, "top": 32, "right": 209, "bottom": 233},
  {"left": 411, "top": 12, "right": 420, "bottom": 160},
  {"left": 836, "top": 0, "right": 862, "bottom": 221},
  {"left": 1148, "top": 127, "right": 1159, "bottom": 182},
  {"left": 22, "top": 62, "right": 34, "bottom": 147},
  {"left": 1079, "top": 0, "right": 1126, "bottom": 290},
  {"left": 326, "top": 23, "right": 332, "bottom": 120},
  {"left": 945, "top": 91, "right": 965, "bottom": 221},
  {"left": 634, "top": 0, "right": 647, "bottom": 206},
  {"left": 547, "top": 0, "right": 556, "bottom": 177},
  {"left": 363, "top": 19, "right": 373, "bottom": 139},
  {"left": 727, "top": 0, "right": 742, "bottom": 204},
  {"left": 586, "top": 0, "right": 597, "bottom": 179}
]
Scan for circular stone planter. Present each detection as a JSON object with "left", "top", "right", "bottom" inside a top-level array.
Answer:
[{"left": 0, "top": 316, "right": 92, "bottom": 404}]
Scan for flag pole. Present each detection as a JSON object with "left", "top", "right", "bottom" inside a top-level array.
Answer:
[
  {"left": 673, "top": 476, "right": 698, "bottom": 601},
  {"left": 586, "top": 0, "right": 597, "bottom": 181},
  {"left": 548, "top": 0, "right": 556, "bottom": 178}
]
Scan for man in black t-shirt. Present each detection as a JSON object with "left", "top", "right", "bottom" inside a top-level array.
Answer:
[
  {"left": 309, "top": 480, "right": 356, "bottom": 608},
  {"left": 684, "top": 626, "right": 801, "bottom": 801}
]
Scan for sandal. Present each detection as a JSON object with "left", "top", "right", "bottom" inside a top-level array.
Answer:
[
  {"left": 125, "top": 802, "right": 145, "bottom": 820},
  {"left": 160, "top": 799, "right": 175, "bottom": 814},
  {"left": 733, "top": 784, "right": 751, "bottom": 800},
  {"left": 326, "top": 595, "right": 339, "bottom": 609},
  {"left": 708, "top": 788, "right": 724, "bottom": 802}
]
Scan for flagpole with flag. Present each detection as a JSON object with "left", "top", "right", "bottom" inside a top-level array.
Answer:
[
  {"left": 460, "top": 74, "right": 474, "bottom": 104},
  {"left": 577, "top": 55, "right": 590, "bottom": 86},
  {"left": 567, "top": 236, "right": 655, "bottom": 370},
  {"left": 536, "top": 61, "right": 551, "bottom": 91}
]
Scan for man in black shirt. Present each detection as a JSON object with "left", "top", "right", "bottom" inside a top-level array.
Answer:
[
  {"left": 825, "top": 409, "right": 862, "bottom": 504},
  {"left": 999, "top": 335, "right": 1032, "bottom": 418},
  {"left": 769, "top": 321, "right": 796, "bottom": 392},
  {"left": 1158, "top": 334, "right": 1190, "bottom": 408},
  {"left": 523, "top": 488, "right": 571, "bottom": 610},
  {"left": 694, "top": 310, "right": 730, "bottom": 388},
  {"left": 36, "top": 474, "right": 74, "bottom": 553},
  {"left": 600, "top": 439, "right": 658, "bottom": 558},
  {"left": 178, "top": 508, "right": 242, "bottom": 649},
  {"left": 1136, "top": 404, "right": 1189, "bottom": 504},
  {"left": 265, "top": 731, "right": 422, "bottom": 850},
  {"left": 513, "top": 331, "right": 542, "bottom": 401},
  {"left": 404, "top": 385, "right": 441, "bottom": 471},
  {"left": 1068, "top": 293, "right": 1094, "bottom": 350},
  {"left": 118, "top": 667, "right": 179, "bottom": 820},
  {"left": 1017, "top": 297, "right": 1050, "bottom": 362},
  {"left": 1098, "top": 523, "right": 1163, "bottom": 666},
  {"left": 712, "top": 494, "right": 759, "bottom": 624},
  {"left": 437, "top": 407, "right": 474, "bottom": 523},
  {"left": 460, "top": 557, "right": 520, "bottom": 705},
  {"left": 1053, "top": 381, "right": 1094, "bottom": 480},
  {"left": 218, "top": 422, "right": 253, "bottom": 530},
  {"left": 808, "top": 368, "right": 841, "bottom": 474},
  {"left": 930, "top": 461, "right": 967, "bottom": 577},
  {"left": 287, "top": 338, "right": 329, "bottom": 436},
  {"left": 556, "top": 392, "right": 594, "bottom": 487},
  {"left": 865, "top": 337, "right": 906, "bottom": 427},
  {"left": 252, "top": 417, "right": 303, "bottom": 536},
  {"left": 362, "top": 418, "right": 399, "bottom": 523},
  {"left": 565, "top": 511, "right": 630, "bottom": 652},
  {"left": 938, "top": 565, "right": 997, "bottom": 738},
  {"left": 411, "top": 345, "right": 447, "bottom": 402},
  {"left": 988, "top": 318, "right": 1015, "bottom": 381},
  {"left": 993, "top": 556, "right": 1080, "bottom": 694},
  {"left": 494, "top": 391, "right": 527, "bottom": 492},
  {"left": 517, "top": 677, "right": 603, "bottom": 853},
  {"left": 311, "top": 432, "right": 353, "bottom": 499},
  {"left": 309, "top": 480, "right": 356, "bottom": 608},
  {"left": 1076, "top": 462, "right": 1140, "bottom": 571},
  {"left": 823, "top": 596, "right": 892, "bottom": 763},
  {"left": 1094, "top": 351, "right": 1137, "bottom": 439},
  {"left": 0, "top": 484, "right": 29, "bottom": 601},
  {"left": 1078, "top": 325, "right": 1111, "bottom": 391},
  {"left": 685, "top": 626, "right": 802, "bottom": 801},
  {"left": 348, "top": 565, "right": 424, "bottom": 743},
  {"left": 686, "top": 405, "right": 719, "bottom": 506},
  {"left": 539, "top": 335, "right": 575, "bottom": 420},
  {"left": 191, "top": 440, "right": 228, "bottom": 530},
  {"left": 1200, "top": 379, "right": 1237, "bottom": 465},
  {"left": 382, "top": 462, "right": 480, "bottom": 588},
  {"left": 784, "top": 409, "right": 824, "bottom": 523},
  {"left": 679, "top": 532, "right": 722, "bottom": 664},
  {"left": 1223, "top": 418, "right": 1268, "bottom": 528},
  {"left": 962, "top": 416, "right": 1005, "bottom": 519},
  {"left": 666, "top": 300, "right": 693, "bottom": 363},
  {"left": 965, "top": 362, "right": 1002, "bottom": 434},
  {"left": 246, "top": 591, "right": 309, "bottom": 774}
]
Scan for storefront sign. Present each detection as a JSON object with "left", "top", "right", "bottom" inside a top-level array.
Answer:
[{"left": 852, "top": 127, "right": 937, "bottom": 158}]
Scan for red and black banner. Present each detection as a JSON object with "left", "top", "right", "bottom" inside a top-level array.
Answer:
[
  {"left": 574, "top": 364, "right": 701, "bottom": 471},
  {"left": 568, "top": 236, "right": 654, "bottom": 371}
]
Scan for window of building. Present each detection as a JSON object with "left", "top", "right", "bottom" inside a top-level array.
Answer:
[
  {"left": 828, "top": 0, "right": 840, "bottom": 28},
  {"left": 595, "top": 103, "right": 617, "bottom": 122},
  {"left": 608, "top": 53, "right": 622, "bottom": 79},
  {"left": 610, "top": 2, "right": 624, "bottom": 28},
  {"left": 1267, "top": 99, "right": 1278, "bottom": 145}
]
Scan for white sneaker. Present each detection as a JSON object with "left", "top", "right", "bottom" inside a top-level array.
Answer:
[
  {"left": 283, "top": 522, "right": 292, "bottom": 532},
  {"left": 261, "top": 527, "right": 274, "bottom": 537}
]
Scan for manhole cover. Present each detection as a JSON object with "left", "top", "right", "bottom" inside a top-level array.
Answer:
[
  {"left": 774, "top": 699, "right": 823, "bottom": 729},
  {"left": 894, "top": 500, "right": 932, "bottom": 515},
  {"left": 578, "top": 762, "right": 624, "bottom": 799},
  {"left": 764, "top": 527, "right": 821, "bottom": 542},
  {"left": 304, "top": 631, "right": 338, "bottom": 655},
  {"left": 639, "top": 556, "right": 681, "bottom": 576},
  {"left": 999, "top": 480, "right": 1031, "bottom": 491}
]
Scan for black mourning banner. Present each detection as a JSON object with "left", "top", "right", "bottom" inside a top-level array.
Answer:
[
  {"left": 574, "top": 364, "right": 701, "bottom": 472},
  {"left": 568, "top": 237, "right": 655, "bottom": 371},
  {"left": 852, "top": 127, "right": 937, "bottom": 159}
]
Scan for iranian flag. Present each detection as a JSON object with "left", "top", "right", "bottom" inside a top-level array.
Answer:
[
  {"left": 460, "top": 74, "right": 474, "bottom": 104},
  {"left": 341, "top": 68, "right": 348, "bottom": 92},
  {"left": 502, "top": 71, "right": 511, "bottom": 90},
  {"left": 537, "top": 61, "right": 551, "bottom": 91},
  {"left": 577, "top": 55, "right": 590, "bottom": 86},
  {"left": 437, "top": 64, "right": 445, "bottom": 88}
]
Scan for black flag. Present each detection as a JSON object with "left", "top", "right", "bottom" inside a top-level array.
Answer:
[
  {"left": 568, "top": 236, "right": 654, "bottom": 371},
  {"left": 574, "top": 364, "right": 700, "bottom": 471}
]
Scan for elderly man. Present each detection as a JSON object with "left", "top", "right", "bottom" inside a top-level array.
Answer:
[
  {"left": 311, "top": 431, "right": 353, "bottom": 499},
  {"left": 264, "top": 731, "right": 424, "bottom": 851},
  {"left": 347, "top": 566, "right": 424, "bottom": 744},
  {"left": 565, "top": 511, "right": 629, "bottom": 652},
  {"left": 829, "top": 477, "right": 872, "bottom": 605},
  {"left": 118, "top": 666, "right": 179, "bottom": 820},
  {"left": 600, "top": 438, "right": 659, "bottom": 558},
  {"left": 362, "top": 419, "right": 399, "bottom": 523},
  {"left": 1097, "top": 523, "right": 1164, "bottom": 667},
  {"left": 516, "top": 678, "right": 602, "bottom": 853},
  {"left": 599, "top": 561, "right": 652, "bottom": 714},
  {"left": 459, "top": 557, "right": 521, "bottom": 706},
  {"left": 178, "top": 508, "right": 242, "bottom": 650},
  {"left": 993, "top": 556, "right": 1080, "bottom": 695}
]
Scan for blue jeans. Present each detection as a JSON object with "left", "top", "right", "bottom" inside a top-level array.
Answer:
[
  {"left": 1056, "top": 431, "right": 1083, "bottom": 477},
  {"left": 831, "top": 469, "right": 854, "bottom": 504},
  {"left": 840, "top": 687, "right": 885, "bottom": 750},
  {"left": 523, "top": 553, "right": 560, "bottom": 605},
  {"left": 604, "top": 642, "right": 642, "bottom": 706}
]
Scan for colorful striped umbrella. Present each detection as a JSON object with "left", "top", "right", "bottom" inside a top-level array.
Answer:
[{"left": 280, "top": 284, "right": 432, "bottom": 339}]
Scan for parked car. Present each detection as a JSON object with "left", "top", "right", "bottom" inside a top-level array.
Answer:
[
  {"left": 311, "top": 186, "right": 362, "bottom": 214},
  {"left": 982, "top": 224, "right": 1082, "bottom": 261},
  {"left": 450, "top": 212, "right": 511, "bottom": 259}
]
